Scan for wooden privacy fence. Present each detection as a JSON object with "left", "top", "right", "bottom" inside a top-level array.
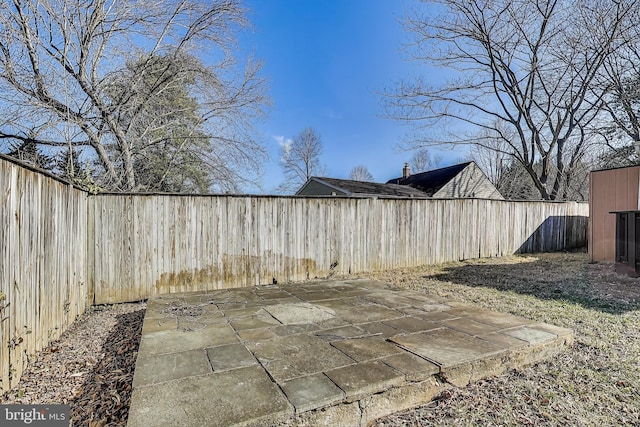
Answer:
[
  {"left": 0, "top": 153, "right": 589, "bottom": 391},
  {"left": 89, "top": 195, "right": 589, "bottom": 304},
  {"left": 0, "top": 157, "right": 88, "bottom": 391}
]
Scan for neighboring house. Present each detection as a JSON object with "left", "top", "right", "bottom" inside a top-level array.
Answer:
[
  {"left": 296, "top": 177, "right": 428, "bottom": 197},
  {"left": 296, "top": 161, "right": 503, "bottom": 200},
  {"left": 387, "top": 161, "right": 503, "bottom": 200}
]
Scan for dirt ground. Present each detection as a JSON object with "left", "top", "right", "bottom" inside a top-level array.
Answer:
[{"left": 2, "top": 251, "right": 639, "bottom": 426}]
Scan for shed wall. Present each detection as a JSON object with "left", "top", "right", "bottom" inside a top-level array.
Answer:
[{"left": 589, "top": 166, "right": 640, "bottom": 262}]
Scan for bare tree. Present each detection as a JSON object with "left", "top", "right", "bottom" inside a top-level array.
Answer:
[
  {"left": 278, "top": 127, "right": 325, "bottom": 193},
  {"left": 0, "top": 0, "right": 268, "bottom": 192},
  {"left": 471, "top": 121, "right": 593, "bottom": 200},
  {"left": 470, "top": 121, "right": 522, "bottom": 189},
  {"left": 348, "top": 165, "right": 373, "bottom": 182},
  {"left": 384, "top": 0, "right": 637, "bottom": 200},
  {"left": 597, "top": 31, "right": 640, "bottom": 165},
  {"left": 409, "top": 148, "right": 440, "bottom": 173}
]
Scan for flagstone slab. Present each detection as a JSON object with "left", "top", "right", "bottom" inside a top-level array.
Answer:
[
  {"left": 530, "top": 322, "right": 574, "bottom": 344},
  {"left": 270, "top": 323, "right": 320, "bottom": 337},
  {"left": 504, "top": 326, "right": 558, "bottom": 345},
  {"left": 334, "top": 304, "right": 404, "bottom": 324},
  {"left": 325, "top": 360, "right": 404, "bottom": 402},
  {"left": 206, "top": 343, "right": 258, "bottom": 371},
  {"left": 237, "top": 327, "right": 278, "bottom": 342},
  {"left": 264, "top": 302, "right": 335, "bottom": 324},
  {"left": 133, "top": 349, "right": 211, "bottom": 387},
  {"left": 344, "top": 279, "right": 392, "bottom": 289},
  {"left": 229, "top": 314, "right": 281, "bottom": 331},
  {"left": 383, "top": 317, "right": 441, "bottom": 333},
  {"left": 411, "top": 310, "right": 459, "bottom": 322},
  {"left": 442, "top": 317, "right": 503, "bottom": 336},
  {"left": 478, "top": 332, "right": 530, "bottom": 349},
  {"left": 299, "top": 290, "right": 348, "bottom": 301},
  {"left": 357, "top": 321, "right": 402, "bottom": 338},
  {"left": 364, "top": 292, "right": 419, "bottom": 308},
  {"left": 141, "top": 316, "right": 177, "bottom": 333},
  {"left": 447, "top": 307, "right": 532, "bottom": 328},
  {"left": 314, "top": 325, "right": 367, "bottom": 341},
  {"left": 137, "top": 324, "right": 239, "bottom": 356},
  {"left": 389, "top": 328, "right": 505, "bottom": 367},
  {"left": 330, "top": 337, "right": 404, "bottom": 362},
  {"left": 247, "top": 335, "right": 355, "bottom": 382},
  {"left": 127, "top": 366, "right": 292, "bottom": 427},
  {"left": 221, "top": 306, "right": 271, "bottom": 319},
  {"left": 314, "top": 298, "right": 366, "bottom": 311},
  {"left": 381, "top": 352, "right": 440, "bottom": 382},
  {"left": 281, "top": 373, "right": 345, "bottom": 413}
]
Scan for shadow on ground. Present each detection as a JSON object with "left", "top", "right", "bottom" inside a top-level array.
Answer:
[
  {"left": 428, "top": 253, "right": 640, "bottom": 315},
  {"left": 70, "top": 308, "right": 145, "bottom": 427}
]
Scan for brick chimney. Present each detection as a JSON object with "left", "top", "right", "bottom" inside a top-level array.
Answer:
[{"left": 402, "top": 162, "right": 411, "bottom": 179}]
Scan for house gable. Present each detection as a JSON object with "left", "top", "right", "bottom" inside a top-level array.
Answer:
[
  {"left": 388, "top": 161, "right": 503, "bottom": 200},
  {"left": 295, "top": 162, "right": 502, "bottom": 199},
  {"left": 433, "top": 162, "right": 504, "bottom": 199},
  {"left": 387, "top": 162, "right": 470, "bottom": 196}
]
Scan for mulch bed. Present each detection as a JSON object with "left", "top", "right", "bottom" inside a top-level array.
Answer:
[
  {"left": 1, "top": 304, "right": 145, "bottom": 427},
  {"left": 2, "top": 251, "right": 639, "bottom": 426}
]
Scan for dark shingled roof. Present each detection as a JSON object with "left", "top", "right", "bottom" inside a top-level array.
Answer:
[
  {"left": 313, "top": 177, "right": 429, "bottom": 197},
  {"left": 386, "top": 162, "right": 472, "bottom": 196}
]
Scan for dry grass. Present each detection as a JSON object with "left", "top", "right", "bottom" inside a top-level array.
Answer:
[{"left": 371, "top": 251, "right": 640, "bottom": 426}]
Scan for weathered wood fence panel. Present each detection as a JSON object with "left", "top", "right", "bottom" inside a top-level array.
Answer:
[
  {"left": 89, "top": 195, "right": 589, "bottom": 304},
  {"left": 0, "top": 157, "right": 88, "bottom": 391}
]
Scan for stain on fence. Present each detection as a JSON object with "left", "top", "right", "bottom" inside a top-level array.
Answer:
[{"left": 152, "top": 254, "right": 317, "bottom": 296}]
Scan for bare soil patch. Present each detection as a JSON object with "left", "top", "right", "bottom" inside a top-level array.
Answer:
[{"left": 2, "top": 251, "right": 639, "bottom": 426}]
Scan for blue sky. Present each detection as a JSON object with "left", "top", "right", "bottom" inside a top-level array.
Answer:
[{"left": 239, "top": 0, "right": 464, "bottom": 193}]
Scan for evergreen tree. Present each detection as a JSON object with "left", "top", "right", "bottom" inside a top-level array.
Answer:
[{"left": 7, "top": 140, "right": 52, "bottom": 170}]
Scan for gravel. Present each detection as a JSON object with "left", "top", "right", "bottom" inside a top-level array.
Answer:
[{"left": 2, "top": 251, "right": 639, "bottom": 426}]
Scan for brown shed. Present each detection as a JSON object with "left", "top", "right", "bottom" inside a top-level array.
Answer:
[{"left": 589, "top": 165, "right": 640, "bottom": 262}]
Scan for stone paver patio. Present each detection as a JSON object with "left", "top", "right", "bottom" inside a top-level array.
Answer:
[{"left": 127, "top": 279, "right": 573, "bottom": 427}]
